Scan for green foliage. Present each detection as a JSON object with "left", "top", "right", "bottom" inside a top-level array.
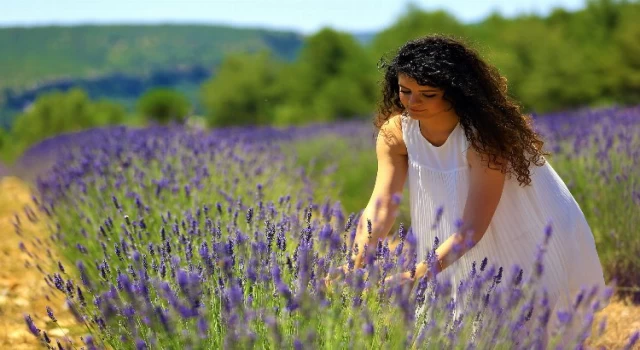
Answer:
[
  {"left": 201, "top": 28, "right": 379, "bottom": 126},
  {"left": 137, "top": 88, "right": 191, "bottom": 125},
  {"left": 201, "top": 50, "right": 284, "bottom": 127},
  {"left": 0, "top": 127, "right": 6, "bottom": 151},
  {"left": 7, "top": 88, "right": 125, "bottom": 161},
  {"left": 368, "top": 7, "right": 468, "bottom": 60},
  {"left": 0, "top": 127, "right": 14, "bottom": 163},
  {"left": 610, "top": 3, "right": 640, "bottom": 104},
  {"left": 275, "top": 28, "right": 378, "bottom": 124},
  {"left": 460, "top": 0, "right": 640, "bottom": 113}
]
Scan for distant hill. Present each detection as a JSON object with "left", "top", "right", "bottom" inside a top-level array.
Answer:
[
  {"left": 0, "top": 24, "right": 305, "bottom": 91},
  {"left": 1, "top": 64, "right": 211, "bottom": 113},
  {"left": 0, "top": 24, "right": 306, "bottom": 127}
]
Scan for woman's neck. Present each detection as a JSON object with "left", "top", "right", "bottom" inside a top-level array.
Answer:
[{"left": 417, "top": 114, "right": 460, "bottom": 142}]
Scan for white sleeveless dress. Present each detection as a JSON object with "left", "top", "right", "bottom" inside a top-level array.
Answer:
[{"left": 400, "top": 114, "right": 606, "bottom": 339}]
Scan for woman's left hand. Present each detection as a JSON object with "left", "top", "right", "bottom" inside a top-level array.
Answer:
[{"left": 383, "top": 270, "right": 416, "bottom": 288}]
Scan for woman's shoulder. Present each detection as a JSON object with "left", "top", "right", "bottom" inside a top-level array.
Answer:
[{"left": 377, "top": 114, "right": 408, "bottom": 155}]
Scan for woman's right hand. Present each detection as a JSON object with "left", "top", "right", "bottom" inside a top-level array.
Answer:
[{"left": 323, "top": 264, "right": 352, "bottom": 292}]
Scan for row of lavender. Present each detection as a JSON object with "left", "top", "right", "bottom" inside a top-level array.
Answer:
[
  {"left": 531, "top": 105, "right": 640, "bottom": 298},
  {"left": 15, "top": 106, "right": 639, "bottom": 349}
]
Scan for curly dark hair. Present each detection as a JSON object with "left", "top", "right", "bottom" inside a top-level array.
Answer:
[{"left": 375, "top": 34, "right": 547, "bottom": 186}]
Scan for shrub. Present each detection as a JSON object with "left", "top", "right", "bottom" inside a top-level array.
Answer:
[{"left": 137, "top": 88, "right": 191, "bottom": 125}]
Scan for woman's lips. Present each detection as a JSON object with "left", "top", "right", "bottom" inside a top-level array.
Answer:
[{"left": 409, "top": 108, "right": 426, "bottom": 112}]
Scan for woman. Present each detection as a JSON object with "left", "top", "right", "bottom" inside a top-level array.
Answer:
[{"left": 325, "top": 34, "right": 606, "bottom": 343}]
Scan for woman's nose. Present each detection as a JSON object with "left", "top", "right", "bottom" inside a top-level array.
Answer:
[{"left": 409, "top": 94, "right": 422, "bottom": 105}]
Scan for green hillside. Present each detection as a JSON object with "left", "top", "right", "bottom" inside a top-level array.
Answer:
[{"left": 0, "top": 24, "right": 304, "bottom": 90}]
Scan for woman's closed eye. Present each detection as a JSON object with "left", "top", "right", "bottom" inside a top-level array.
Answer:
[{"left": 400, "top": 90, "right": 436, "bottom": 98}]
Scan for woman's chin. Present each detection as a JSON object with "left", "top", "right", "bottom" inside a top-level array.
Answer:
[{"left": 407, "top": 111, "right": 426, "bottom": 119}]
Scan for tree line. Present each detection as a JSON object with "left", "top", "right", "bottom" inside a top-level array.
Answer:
[{"left": 201, "top": 0, "right": 640, "bottom": 126}]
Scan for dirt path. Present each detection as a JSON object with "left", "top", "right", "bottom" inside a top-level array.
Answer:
[
  {"left": 0, "top": 176, "right": 83, "bottom": 349},
  {"left": 0, "top": 176, "right": 638, "bottom": 349}
]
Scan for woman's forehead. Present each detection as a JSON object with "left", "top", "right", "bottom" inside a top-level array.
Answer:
[{"left": 398, "top": 74, "right": 439, "bottom": 89}]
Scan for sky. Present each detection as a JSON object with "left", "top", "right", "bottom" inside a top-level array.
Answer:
[{"left": 0, "top": 0, "right": 586, "bottom": 34}]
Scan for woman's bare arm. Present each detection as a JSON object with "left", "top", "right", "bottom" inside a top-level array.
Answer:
[{"left": 350, "top": 115, "right": 409, "bottom": 269}]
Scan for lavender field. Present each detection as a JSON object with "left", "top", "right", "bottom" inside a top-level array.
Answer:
[{"left": 13, "top": 105, "right": 640, "bottom": 349}]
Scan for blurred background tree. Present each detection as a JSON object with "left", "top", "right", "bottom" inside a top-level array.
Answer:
[
  {"left": 368, "top": 8, "right": 468, "bottom": 61},
  {"left": 137, "top": 88, "right": 191, "bottom": 125},
  {"left": 3, "top": 88, "right": 125, "bottom": 162},
  {"left": 269, "top": 28, "right": 378, "bottom": 125},
  {"left": 0, "top": 127, "right": 6, "bottom": 152},
  {"left": 201, "top": 50, "right": 283, "bottom": 127}
]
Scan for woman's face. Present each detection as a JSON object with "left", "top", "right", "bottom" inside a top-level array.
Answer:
[{"left": 397, "top": 73, "right": 452, "bottom": 120}]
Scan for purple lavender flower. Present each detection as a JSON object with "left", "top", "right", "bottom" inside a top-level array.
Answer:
[
  {"left": 46, "top": 306, "right": 57, "bottom": 322},
  {"left": 42, "top": 331, "right": 51, "bottom": 344},
  {"left": 58, "top": 261, "right": 66, "bottom": 273},
  {"left": 24, "top": 314, "right": 40, "bottom": 337},
  {"left": 624, "top": 331, "right": 640, "bottom": 350},
  {"left": 84, "top": 335, "right": 98, "bottom": 350},
  {"left": 135, "top": 338, "right": 148, "bottom": 350},
  {"left": 544, "top": 222, "right": 553, "bottom": 245}
]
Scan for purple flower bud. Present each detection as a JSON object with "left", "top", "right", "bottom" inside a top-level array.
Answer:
[
  {"left": 363, "top": 321, "right": 374, "bottom": 336},
  {"left": 556, "top": 310, "right": 572, "bottom": 325},
  {"left": 155, "top": 306, "right": 172, "bottom": 334},
  {"left": 177, "top": 304, "right": 198, "bottom": 318},
  {"left": 117, "top": 273, "right": 133, "bottom": 295},
  {"left": 603, "top": 286, "right": 614, "bottom": 301},
  {"left": 345, "top": 213, "right": 356, "bottom": 232},
  {"left": 319, "top": 224, "right": 332, "bottom": 242},
  {"left": 24, "top": 314, "right": 40, "bottom": 337},
  {"left": 573, "top": 288, "right": 585, "bottom": 309},
  {"left": 53, "top": 273, "right": 65, "bottom": 292},
  {"left": 625, "top": 331, "right": 640, "bottom": 350},
  {"left": 135, "top": 338, "right": 148, "bottom": 350},
  {"left": 177, "top": 269, "right": 188, "bottom": 290},
  {"left": 47, "top": 306, "right": 57, "bottom": 322},
  {"left": 84, "top": 335, "right": 98, "bottom": 350},
  {"left": 406, "top": 227, "right": 417, "bottom": 246},
  {"left": 197, "top": 316, "right": 209, "bottom": 338},
  {"left": 480, "top": 257, "right": 488, "bottom": 272},
  {"left": 544, "top": 222, "right": 553, "bottom": 245},
  {"left": 598, "top": 318, "right": 607, "bottom": 336},
  {"left": 66, "top": 298, "right": 85, "bottom": 323},
  {"left": 246, "top": 208, "right": 254, "bottom": 224},
  {"left": 123, "top": 305, "right": 136, "bottom": 318}
]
